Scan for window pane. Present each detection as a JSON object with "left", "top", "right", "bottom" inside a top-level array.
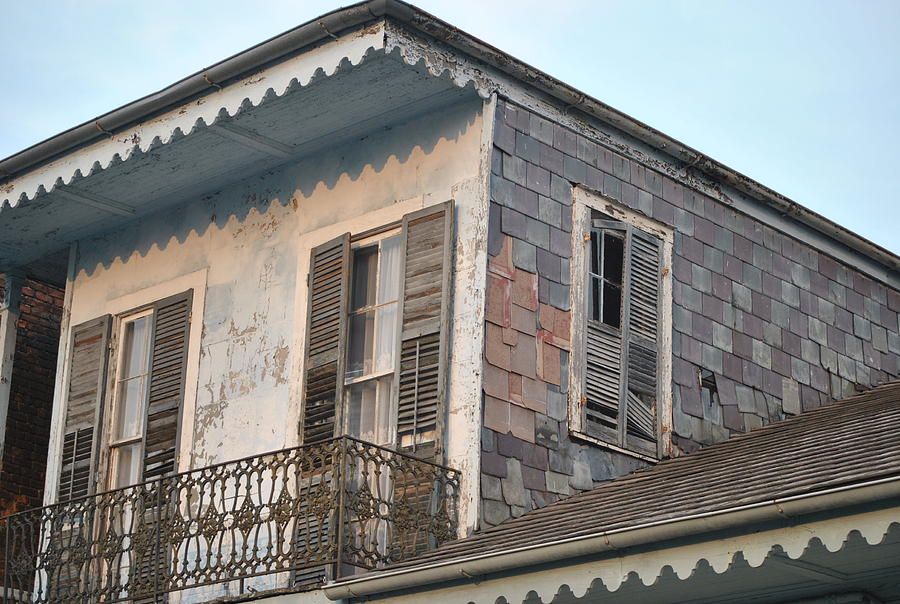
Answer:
[
  {"left": 590, "top": 231, "right": 599, "bottom": 275},
  {"left": 114, "top": 442, "right": 142, "bottom": 488},
  {"left": 346, "top": 377, "right": 392, "bottom": 445},
  {"left": 602, "top": 283, "right": 622, "bottom": 328},
  {"left": 374, "top": 302, "right": 397, "bottom": 373},
  {"left": 350, "top": 245, "right": 378, "bottom": 311},
  {"left": 590, "top": 277, "right": 601, "bottom": 322},
  {"left": 115, "top": 377, "right": 145, "bottom": 439},
  {"left": 602, "top": 232, "right": 624, "bottom": 285},
  {"left": 377, "top": 235, "right": 401, "bottom": 304},
  {"left": 121, "top": 315, "right": 150, "bottom": 379},
  {"left": 347, "top": 310, "right": 375, "bottom": 378}
]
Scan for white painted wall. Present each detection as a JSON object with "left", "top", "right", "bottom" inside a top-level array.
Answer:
[{"left": 47, "top": 98, "right": 486, "bottom": 529}]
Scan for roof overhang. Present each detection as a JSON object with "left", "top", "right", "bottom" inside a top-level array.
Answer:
[
  {"left": 324, "top": 477, "right": 900, "bottom": 602},
  {"left": 0, "top": 17, "right": 481, "bottom": 273},
  {"left": 2, "top": 0, "right": 898, "bottom": 285}
]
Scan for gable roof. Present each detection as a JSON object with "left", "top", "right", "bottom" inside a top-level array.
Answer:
[
  {"left": 1, "top": 1, "right": 897, "bottom": 285},
  {"left": 330, "top": 380, "right": 900, "bottom": 596}
]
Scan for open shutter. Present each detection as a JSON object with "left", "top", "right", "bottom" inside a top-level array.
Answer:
[
  {"left": 300, "top": 234, "right": 351, "bottom": 444},
  {"left": 394, "top": 201, "right": 453, "bottom": 461},
  {"left": 583, "top": 220, "right": 627, "bottom": 444},
  {"left": 57, "top": 316, "right": 110, "bottom": 502},
  {"left": 51, "top": 317, "right": 110, "bottom": 598},
  {"left": 142, "top": 290, "right": 192, "bottom": 481},
  {"left": 581, "top": 219, "right": 661, "bottom": 458},
  {"left": 621, "top": 227, "right": 661, "bottom": 457}
]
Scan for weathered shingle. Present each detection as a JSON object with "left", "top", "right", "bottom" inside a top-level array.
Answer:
[{"left": 372, "top": 380, "right": 900, "bottom": 574}]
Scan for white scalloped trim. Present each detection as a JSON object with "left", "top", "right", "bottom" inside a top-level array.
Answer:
[
  {"left": 385, "top": 507, "right": 898, "bottom": 604},
  {"left": 1, "top": 23, "right": 387, "bottom": 210}
]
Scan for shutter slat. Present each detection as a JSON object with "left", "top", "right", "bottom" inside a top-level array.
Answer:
[
  {"left": 624, "top": 228, "right": 661, "bottom": 456},
  {"left": 301, "top": 234, "right": 350, "bottom": 445},
  {"left": 57, "top": 316, "right": 110, "bottom": 503},
  {"left": 395, "top": 202, "right": 452, "bottom": 460},
  {"left": 584, "top": 320, "right": 622, "bottom": 437},
  {"left": 142, "top": 291, "right": 191, "bottom": 481}
]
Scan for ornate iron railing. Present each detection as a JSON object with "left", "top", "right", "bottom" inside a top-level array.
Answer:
[{"left": 0, "top": 437, "right": 459, "bottom": 603}]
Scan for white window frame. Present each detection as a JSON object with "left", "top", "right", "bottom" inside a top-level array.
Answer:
[
  {"left": 342, "top": 227, "right": 402, "bottom": 447},
  {"left": 105, "top": 307, "right": 154, "bottom": 491},
  {"left": 568, "top": 185, "right": 674, "bottom": 461}
]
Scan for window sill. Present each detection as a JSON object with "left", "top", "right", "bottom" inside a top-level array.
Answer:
[{"left": 568, "top": 428, "right": 659, "bottom": 464}]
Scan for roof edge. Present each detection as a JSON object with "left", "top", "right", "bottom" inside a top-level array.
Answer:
[
  {"left": 1, "top": 0, "right": 897, "bottom": 278},
  {"left": 0, "top": 0, "right": 381, "bottom": 180},
  {"left": 323, "top": 474, "right": 900, "bottom": 600}
]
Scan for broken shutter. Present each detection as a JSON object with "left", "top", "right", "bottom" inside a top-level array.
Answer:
[
  {"left": 622, "top": 228, "right": 661, "bottom": 456},
  {"left": 583, "top": 221, "right": 627, "bottom": 445},
  {"left": 394, "top": 201, "right": 453, "bottom": 462},
  {"left": 583, "top": 219, "right": 661, "bottom": 457},
  {"left": 57, "top": 316, "right": 111, "bottom": 502},
  {"left": 300, "top": 234, "right": 351, "bottom": 444},
  {"left": 142, "top": 290, "right": 192, "bottom": 481}
]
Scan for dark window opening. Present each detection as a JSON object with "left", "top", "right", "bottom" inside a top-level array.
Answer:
[
  {"left": 589, "top": 228, "right": 625, "bottom": 329},
  {"left": 699, "top": 369, "right": 719, "bottom": 406}
]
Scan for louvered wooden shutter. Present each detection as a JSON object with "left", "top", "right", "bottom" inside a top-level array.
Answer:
[
  {"left": 57, "top": 316, "right": 110, "bottom": 502},
  {"left": 142, "top": 291, "right": 192, "bottom": 481},
  {"left": 622, "top": 228, "right": 661, "bottom": 456},
  {"left": 300, "top": 234, "right": 351, "bottom": 445},
  {"left": 582, "top": 221, "right": 661, "bottom": 458},
  {"left": 395, "top": 201, "right": 453, "bottom": 461},
  {"left": 583, "top": 221, "right": 627, "bottom": 444}
]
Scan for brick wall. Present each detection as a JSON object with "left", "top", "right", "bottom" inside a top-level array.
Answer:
[
  {"left": 0, "top": 277, "right": 64, "bottom": 517},
  {"left": 480, "top": 99, "right": 900, "bottom": 526}
]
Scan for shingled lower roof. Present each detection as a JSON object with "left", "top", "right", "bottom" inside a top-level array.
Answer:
[{"left": 382, "top": 379, "right": 900, "bottom": 573}]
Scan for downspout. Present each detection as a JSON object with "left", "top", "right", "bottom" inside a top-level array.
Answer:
[{"left": 323, "top": 474, "right": 900, "bottom": 599}]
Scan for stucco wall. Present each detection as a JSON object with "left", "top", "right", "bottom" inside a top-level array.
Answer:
[
  {"left": 49, "top": 98, "right": 486, "bottom": 511},
  {"left": 480, "top": 98, "right": 900, "bottom": 526}
]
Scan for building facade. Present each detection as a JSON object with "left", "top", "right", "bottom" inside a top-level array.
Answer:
[{"left": 0, "top": 2, "right": 897, "bottom": 602}]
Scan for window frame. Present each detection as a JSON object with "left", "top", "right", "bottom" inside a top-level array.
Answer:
[
  {"left": 343, "top": 227, "right": 403, "bottom": 447},
  {"left": 568, "top": 186, "right": 674, "bottom": 461},
  {"left": 106, "top": 307, "right": 154, "bottom": 490}
]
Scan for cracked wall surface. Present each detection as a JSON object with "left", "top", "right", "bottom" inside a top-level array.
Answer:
[{"left": 50, "top": 99, "right": 485, "bottom": 502}]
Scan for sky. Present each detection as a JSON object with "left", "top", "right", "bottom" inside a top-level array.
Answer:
[{"left": 2, "top": 0, "right": 898, "bottom": 254}]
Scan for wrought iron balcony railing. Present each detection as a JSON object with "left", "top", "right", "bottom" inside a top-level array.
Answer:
[{"left": 0, "top": 436, "right": 460, "bottom": 603}]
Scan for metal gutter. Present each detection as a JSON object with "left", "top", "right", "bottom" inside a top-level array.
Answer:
[
  {"left": 323, "top": 474, "right": 900, "bottom": 599},
  {"left": 1, "top": 0, "right": 897, "bottom": 279}
]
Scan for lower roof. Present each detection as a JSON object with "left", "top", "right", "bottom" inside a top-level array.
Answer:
[{"left": 376, "top": 379, "right": 900, "bottom": 572}]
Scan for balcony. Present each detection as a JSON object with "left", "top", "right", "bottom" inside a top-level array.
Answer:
[{"left": 0, "top": 436, "right": 460, "bottom": 603}]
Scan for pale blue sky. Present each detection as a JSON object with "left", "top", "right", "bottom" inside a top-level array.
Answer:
[{"left": 2, "top": 1, "right": 898, "bottom": 253}]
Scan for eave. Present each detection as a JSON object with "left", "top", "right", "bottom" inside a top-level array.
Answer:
[
  {"left": 324, "top": 477, "right": 900, "bottom": 603},
  {"left": 0, "top": 20, "right": 479, "bottom": 272},
  {"left": 2, "top": 0, "right": 897, "bottom": 285}
]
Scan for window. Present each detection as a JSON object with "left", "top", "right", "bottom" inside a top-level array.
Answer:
[
  {"left": 345, "top": 231, "right": 401, "bottom": 446},
  {"left": 300, "top": 202, "right": 453, "bottom": 461},
  {"left": 55, "top": 291, "right": 192, "bottom": 502},
  {"left": 570, "top": 188, "right": 673, "bottom": 460},
  {"left": 109, "top": 310, "right": 153, "bottom": 489}
]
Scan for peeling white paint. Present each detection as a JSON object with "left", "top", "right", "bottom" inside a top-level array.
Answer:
[{"left": 46, "top": 99, "right": 485, "bottom": 496}]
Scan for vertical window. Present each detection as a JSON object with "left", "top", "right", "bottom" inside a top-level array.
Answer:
[
  {"left": 345, "top": 232, "right": 401, "bottom": 446},
  {"left": 109, "top": 310, "right": 152, "bottom": 488},
  {"left": 575, "top": 206, "right": 669, "bottom": 460}
]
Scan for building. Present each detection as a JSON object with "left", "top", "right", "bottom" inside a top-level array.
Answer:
[{"left": 0, "top": 1, "right": 897, "bottom": 602}]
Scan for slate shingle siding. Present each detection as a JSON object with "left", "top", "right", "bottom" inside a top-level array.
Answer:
[{"left": 481, "top": 99, "right": 900, "bottom": 527}]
